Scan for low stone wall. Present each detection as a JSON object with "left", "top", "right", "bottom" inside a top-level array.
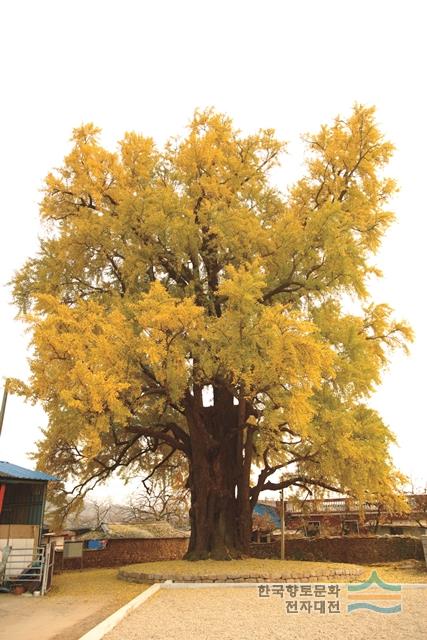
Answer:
[
  {"left": 54, "top": 534, "right": 423, "bottom": 571},
  {"left": 119, "top": 566, "right": 363, "bottom": 584},
  {"left": 54, "top": 537, "right": 189, "bottom": 571},
  {"left": 250, "top": 535, "right": 424, "bottom": 564}
]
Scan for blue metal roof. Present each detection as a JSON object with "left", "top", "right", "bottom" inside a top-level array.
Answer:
[
  {"left": 0, "top": 461, "right": 58, "bottom": 482},
  {"left": 253, "top": 503, "right": 281, "bottom": 528}
]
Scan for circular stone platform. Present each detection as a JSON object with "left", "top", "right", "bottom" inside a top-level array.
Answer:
[{"left": 119, "top": 566, "right": 364, "bottom": 584}]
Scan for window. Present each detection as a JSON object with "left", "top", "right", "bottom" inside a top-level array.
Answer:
[
  {"left": 342, "top": 520, "right": 359, "bottom": 535},
  {"left": 389, "top": 526, "right": 404, "bottom": 535},
  {"left": 306, "top": 521, "right": 321, "bottom": 537}
]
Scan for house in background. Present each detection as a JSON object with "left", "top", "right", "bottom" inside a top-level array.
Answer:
[
  {"left": 45, "top": 520, "right": 191, "bottom": 570},
  {"left": 0, "top": 461, "right": 57, "bottom": 576},
  {"left": 77, "top": 520, "right": 191, "bottom": 543},
  {"left": 256, "top": 495, "right": 427, "bottom": 538}
]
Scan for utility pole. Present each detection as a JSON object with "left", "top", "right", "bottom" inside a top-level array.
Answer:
[
  {"left": 0, "top": 381, "right": 8, "bottom": 439},
  {"left": 280, "top": 488, "right": 285, "bottom": 560}
]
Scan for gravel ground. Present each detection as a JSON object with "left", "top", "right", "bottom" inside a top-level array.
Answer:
[{"left": 104, "top": 585, "right": 427, "bottom": 640}]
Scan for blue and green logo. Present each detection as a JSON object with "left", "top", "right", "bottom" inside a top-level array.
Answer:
[{"left": 347, "top": 571, "right": 401, "bottom": 614}]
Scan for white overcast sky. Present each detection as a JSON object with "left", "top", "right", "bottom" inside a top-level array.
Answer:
[{"left": 0, "top": 0, "right": 426, "bottom": 494}]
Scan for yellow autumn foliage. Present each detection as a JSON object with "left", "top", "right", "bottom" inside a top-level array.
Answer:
[{"left": 11, "top": 104, "right": 412, "bottom": 524}]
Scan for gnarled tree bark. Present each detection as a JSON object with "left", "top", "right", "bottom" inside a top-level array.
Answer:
[{"left": 184, "top": 386, "right": 252, "bottom": 560}]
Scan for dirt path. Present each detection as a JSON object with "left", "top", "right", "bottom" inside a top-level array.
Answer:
[
  {"left": 104, "top": 585, "right": 427, "bottom": 640},
  {"left": 0, "top": 593, "right": 121, "bottom": 640},
  {"left": 0, "top": 567, "right": 147, "bottom": 640}
]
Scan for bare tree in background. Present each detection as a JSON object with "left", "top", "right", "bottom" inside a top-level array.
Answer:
[
  {"left": 122, "top": 465, "right": 190, "bottom": 527},
  {"left": 44, "top": 496, "right": 114, "bottom": 530},
  {"left": 44, "top": 457, "right": 190, "bottom": 531},
  {"left": 85, "top": 498, "right": 113, "bottom": 528}
]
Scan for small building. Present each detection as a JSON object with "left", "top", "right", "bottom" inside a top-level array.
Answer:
[
  {"left": 0, "top": 461, "right": 57, "bottom": 578},
  {"left": 42, "top": 529, "right": 83, "bottom": 550}
]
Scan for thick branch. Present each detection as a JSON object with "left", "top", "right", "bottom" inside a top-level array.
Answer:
[
  {"left": 127, "top": 423, "right": 190, "bottom": 454},
  {"left": 260, "top": 475, "right": 344, "bottom": 494}
]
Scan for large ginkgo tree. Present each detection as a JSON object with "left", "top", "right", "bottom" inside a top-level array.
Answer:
[{"left": 12, "top": 105, "right": 412, "bottom": 559}]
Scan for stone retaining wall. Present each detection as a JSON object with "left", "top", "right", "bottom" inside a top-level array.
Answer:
[{"left": 250, "top": 535, "right": 424, "bottom": 564}]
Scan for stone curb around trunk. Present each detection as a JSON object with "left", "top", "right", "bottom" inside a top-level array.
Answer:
[{"left": 118, "top": 567, "right": 364, "bottom": 584}]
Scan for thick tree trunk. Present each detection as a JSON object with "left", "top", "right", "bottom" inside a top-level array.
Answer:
[{"left": 184, "top": 386, "right": 253, "bottom": 560}]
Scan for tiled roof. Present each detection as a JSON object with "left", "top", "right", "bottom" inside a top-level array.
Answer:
[{"left": 79, "top": 521, "right": 190, "bottom": 540}]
